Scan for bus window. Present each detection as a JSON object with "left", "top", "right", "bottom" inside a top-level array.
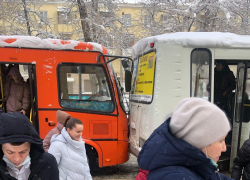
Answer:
[
  {"left": 191, "top": 49, "right": 211, "bottom": 101},
  {"left": 241, "top": 68, "right": 250, "bottom": 122},
  {"left": 58, "top": 64, "right": 114, "bottom": 112},
  {"left": 130, "top": 50, "right": 156, "bottom": 103},
  {"left": 108, "top": 63, "right": 129, "bottom": 113}
]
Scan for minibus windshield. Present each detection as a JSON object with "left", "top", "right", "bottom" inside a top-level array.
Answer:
[{"left": 58, "top": 64, "right": 114, "bottom": 112}]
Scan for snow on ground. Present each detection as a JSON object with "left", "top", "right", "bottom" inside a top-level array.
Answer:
[{"left": 132, "top": 32, "right": 250, "bottom": 57}]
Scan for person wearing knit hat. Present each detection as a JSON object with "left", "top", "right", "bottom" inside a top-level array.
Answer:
[
  {"left": 43, "top": 110, "right": 71, "bottom": 152},
  {"left": 137, "top": 97, "right": 232, "bottom": 180}
]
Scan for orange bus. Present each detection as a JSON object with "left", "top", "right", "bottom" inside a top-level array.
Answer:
[{"left": 0, "top": 36, "right": 130, "bottom": 172}]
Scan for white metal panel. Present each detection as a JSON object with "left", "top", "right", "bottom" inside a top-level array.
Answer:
[
  {"left": 137, "top": 44, "right": 194, "bottom": 142},
  {"left": 215, "top": 49, "right": 250, "bottom": 60}
]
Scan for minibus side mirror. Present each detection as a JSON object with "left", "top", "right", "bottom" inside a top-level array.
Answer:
[
  {"left": 125, "top": 70, "right": 132, "bottom": 92},
  {"left": 121, "top": 58, "right": 129, "bottom": 68}
]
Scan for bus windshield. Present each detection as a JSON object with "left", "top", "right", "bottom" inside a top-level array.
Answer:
[{"left": 58, "top": 64, "right": 114, "bottom": 112}]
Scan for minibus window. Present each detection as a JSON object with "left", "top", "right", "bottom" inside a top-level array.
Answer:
[
  {"left": 58, "top": 64, "right": 114, "bottom": 112},
  {"left": 191, "top": 49, "right": 211, "bottom": 101},
  {"left": 108, "top": 62, "right": 129, "bottom": 113},
  {"left": 130, "top": 51, "right": 156, "bottom": 103}
]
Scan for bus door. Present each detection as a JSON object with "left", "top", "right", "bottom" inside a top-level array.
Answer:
[
  {"left": 0, "top": 65, "right": 4, "bottom": 112},
  {"left": 28, "top": 64, "right": 39, "bottom": 132},
  {"left": 230, "top": 61, "right": 250, "bottom": 170},
  {"left": 0, "top": 63, "right": 38, "bottom": 126}
]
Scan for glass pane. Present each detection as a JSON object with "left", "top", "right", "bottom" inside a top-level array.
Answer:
[
  {"left": 242, "top": 68, "right": 250, "bottom": 122},
  {"left": 59, "top": 65, "right": 114, "bottom": 112},
  {"left": 108, "top": 62, "right": 129, "bottom": 113},
  {"left": 191, "top": 50, "right": 211, "bottom": 101},
  {"left": 130, "top": 51, "right": 156, "bottom": 103},
  {"left": 235, "top": 64, "right": 245, "bottom": 123}
]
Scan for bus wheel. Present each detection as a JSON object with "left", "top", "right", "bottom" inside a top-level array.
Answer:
[{"left": 86, "top": 145, "right": 98, "bottom": 175}]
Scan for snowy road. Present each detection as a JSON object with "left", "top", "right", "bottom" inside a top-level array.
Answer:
[{"left": 93, "top": 154, "right": 139, "bottom": 180}]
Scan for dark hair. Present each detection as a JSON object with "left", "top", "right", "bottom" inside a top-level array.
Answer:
[
  {"left": 64, "top": 118, "right": 83, "bottom": 130},
  {"left": 9, "top": 142, "right": 26, "bottom": 146},
  {"left": 215, "top": 60, "right": 229, "bottom": 70}
]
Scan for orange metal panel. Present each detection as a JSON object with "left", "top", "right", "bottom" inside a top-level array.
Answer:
[
  {"left": 39, "top": 111, "right": 118, "bottom": 139},
  {"left": 90, "top": 120, "right": 112, "bottom": 139},
  {"left": 97, "top": 141, "right": 129, "bottom": 167}
]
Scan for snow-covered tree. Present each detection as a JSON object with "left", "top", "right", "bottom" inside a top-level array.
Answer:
[
  {"left": 135, "top": 0, "right": 250, "bottom": 35},
  {"left": 59, "top": 0, "right": 133, "bottom": 54},
  {"left": 222, "top": 0, "right": 250, "bottom": 34},
  {"left": 0, "top": 0, "right": 56, "bottom": 37}
]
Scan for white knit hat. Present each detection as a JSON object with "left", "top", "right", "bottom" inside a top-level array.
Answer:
[{"left": 170, "top": 97, "right": 231, "bottom": 148}]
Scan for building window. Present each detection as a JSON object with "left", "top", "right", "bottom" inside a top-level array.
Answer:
[
  {"left": 39, "top": 11, "right": 48, "bottom": 23},
  {"left": 100, "top": 11, "right": 112, "bottom": 25},
  {"left": 123, "top": 34, "right": 134, "bottom": 48},
  {"left": 58, "top": 7, "right": 71, "bottom": 24},
  {"left": 143, "top": 15, "right": 151, "bottom": 27},
  {"left": 58, "top": 64, "right": 114, "bottom": 112},
  {"left": 123, "top": 14, "right": 131, "bottom": 26},
  {"left": 17, "top": 11, "right": 25, "bottom": 23},
  {"left": 162, "top": 14, "right": 168, "bottom": 25}
]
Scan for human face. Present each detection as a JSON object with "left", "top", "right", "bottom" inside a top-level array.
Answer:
[
  {"left": 2, "top": 143, "right": 30, "bottom": 166},
  {"left": 200, "top": 135, "right": 227, "bottom": 163},
  {"left": 215, "top": 63, "right": 223, "bottom": 71},
  {"left": 67, "top": 124, "right": 83, "bottom": 141},
  {"left": 11, "top": 75, "right": 18, "bottom": 83}
]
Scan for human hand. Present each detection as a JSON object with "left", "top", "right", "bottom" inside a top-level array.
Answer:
[
  {"left": 223, "top": 91, "right": 226, "bottom": 96},
  {"left": 20, "top": 110, "right": 26, "bottom": 115}
]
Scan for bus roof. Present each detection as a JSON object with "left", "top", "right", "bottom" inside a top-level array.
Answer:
[
  {"left": 0, "top": 35, "right": 107, "bottom": 54},
  {"left": 132, "top": 32, "right": 250, "bottom": 57}
]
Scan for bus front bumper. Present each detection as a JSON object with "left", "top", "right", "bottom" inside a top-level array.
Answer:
[{"left": 130, "top": 142, "right": 140, "bottom": 157}]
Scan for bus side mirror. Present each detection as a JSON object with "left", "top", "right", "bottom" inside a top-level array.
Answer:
[
  {"left": 121, "top": 58, "right": 129, "bottom": 68},
  {"left": 125, "top": 70, "right": 132, "bottom": 92}
]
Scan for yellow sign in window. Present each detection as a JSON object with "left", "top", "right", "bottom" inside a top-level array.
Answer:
[{"left": 131, "top": 51, "right": 156, "bottom": 102}]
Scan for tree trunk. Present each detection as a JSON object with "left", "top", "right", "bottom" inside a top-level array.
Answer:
[
  {"left": 77, "top": 0, "right": 92, "bottom": 42},
  {"left": 92, "top": 0, "right": 98, "bottom": 42},
  {"left": 22, "top": 0, "right": 31, "bottom": 36},
  {"left": 241, "top": 16, "right": 249, "bottom": 34}
]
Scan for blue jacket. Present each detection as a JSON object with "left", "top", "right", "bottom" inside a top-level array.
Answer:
[{"left": 138, "top": 118, "right": 232, "bottom": 180}]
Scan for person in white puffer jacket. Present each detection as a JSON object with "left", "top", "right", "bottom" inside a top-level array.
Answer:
[{"left": 48, "top": 118, "right": 92, "bottom": 180}]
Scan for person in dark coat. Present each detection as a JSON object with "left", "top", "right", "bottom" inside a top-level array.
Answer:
[
  {"left": 0, "top": 112, "right": 59, "bottom": 180},
  {"left": 231, "top": 139, "right": 250, "bottom": 180},
  {"left": 138, "top": 98, "right": 232, "bottom": 180},
  {"left": 214, "top": 60, "right": 236, "bottom": 118}
]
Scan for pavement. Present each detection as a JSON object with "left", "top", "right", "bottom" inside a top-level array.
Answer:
[{"left": 93, "top": 154, "right": 139, "bottom": 180}]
